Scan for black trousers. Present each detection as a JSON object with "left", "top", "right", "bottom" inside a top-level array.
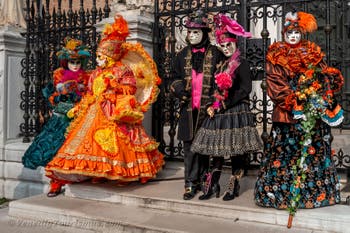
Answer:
[
  {"left": 183, "top": 140, "right": 209, "bottom": 188},
  {"left": 210, "top": 154, "right": 247, "bottom": 175},
  {"left": 230, "top": 154, "right": 247, "bottom": 175}
]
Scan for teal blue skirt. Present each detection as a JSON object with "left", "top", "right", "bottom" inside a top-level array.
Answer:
[{"left": 22, "top": 114, "right": 70, "bottom": 169}]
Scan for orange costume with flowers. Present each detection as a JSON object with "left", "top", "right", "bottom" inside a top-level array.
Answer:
[{"left": 45, "top": 16, "right": 164, "bottom": 185}]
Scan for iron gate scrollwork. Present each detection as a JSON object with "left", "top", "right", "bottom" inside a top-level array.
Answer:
[
  {"left": 152, "top": 0, "right": 350, "bottom": 169},
  {"left": 21, "top": 0, "right": 111, "bottom": 143}
]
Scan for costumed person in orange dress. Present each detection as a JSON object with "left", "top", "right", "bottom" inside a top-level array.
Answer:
[
  {"left": 22, "top": 37, "right": 90, "bottom": 170},
  {"left": 45, "top": 15, "right": 164, "bottom": 197},
  {"left": 254, "top": 12, "right": 344, "bottom": 227},
  {"left": 191, "top": 13, "right": 262, "bottom": 201}
]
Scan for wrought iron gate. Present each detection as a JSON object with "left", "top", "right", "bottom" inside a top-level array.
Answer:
[
  {"left": 20, "top": 0, "right": 110, "bottom": 142},
  {"left": 152, "top": 0, "right": 350, "bottom": 169}
]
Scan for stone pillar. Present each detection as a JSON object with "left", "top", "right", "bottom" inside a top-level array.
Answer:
[
  {"left": 98, "top": 0, "right": 155, "bottom": 134},
  {"left": 0, "top": 25, "right": 38, "bottom": 199}
]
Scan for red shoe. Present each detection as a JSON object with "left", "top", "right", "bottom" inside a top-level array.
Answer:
[
  {"left": 140, "top": 177, "right": 149, "bottom": 184},
  {"left": 47, "top": 181, "right": 63, "bottom": 197}
]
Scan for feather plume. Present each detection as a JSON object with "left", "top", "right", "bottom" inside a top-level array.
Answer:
[
  {"left": 297, "top": 12, "right": 317, "bottom": 33},
  {"left": 101, "top": 15, "right": 129, "bottom": 42}
]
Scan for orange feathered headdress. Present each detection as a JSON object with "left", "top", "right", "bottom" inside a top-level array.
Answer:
[
  {"left": 283, "top": 12, "right": 317, "bottom": 34},
  {"left": 97, "top": 15, "right": 130, "bottom": 61}
]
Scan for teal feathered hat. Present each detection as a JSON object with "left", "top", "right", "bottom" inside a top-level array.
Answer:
[{"left": 56, "top": 37, "right": 90, "bottom": 68}]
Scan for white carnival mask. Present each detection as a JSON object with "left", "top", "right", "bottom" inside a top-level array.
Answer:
[
  {"left": 187, "top": 29, "right": 204, "bottom": 45},
  {"left": 96, "top": 52, "right": 107, "bottom": 68},
  {"left": 219, "top": 41, "right": 237, "bottom": 57},
  {"left": 284, "top": 29, "right": 301, "bottom": 45},
  {"left": 68, "top": 59, "right": 82, "bottom": 72}
]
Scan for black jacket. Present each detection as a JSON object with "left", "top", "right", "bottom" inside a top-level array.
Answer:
[
  {"left": 216, "top": 59, "right": 252, "bottom": 111},
  {"left": 170, "top": 44, "right": 225, "bottom": 141}
]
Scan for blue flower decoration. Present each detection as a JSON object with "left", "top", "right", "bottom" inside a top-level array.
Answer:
[{"left": 308, "top": 181, "right": 314, "bottom": 188}]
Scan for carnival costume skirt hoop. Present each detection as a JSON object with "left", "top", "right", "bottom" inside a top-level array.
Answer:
[
  {"left": 45, "top": 98, "right": 164, "bottom": 183},
  {"left": 191, "top": 102, "right": 262, "bottom": 158}
]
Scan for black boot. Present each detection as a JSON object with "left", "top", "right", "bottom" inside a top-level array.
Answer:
[
  {"left": 222, "top": 175, "right": 236, "bottom": 201},
  {"left": 183, "top": 184, "right": 199, "bottom": 200},
  {"left": 223, "top": 169, "right": 243, "bottom": 201},
  {"left": 198, "top": 169, "right": 221, "bottom": 200},
  {"left": 233, "top": 178, "right": 240, "bottom": 197}
]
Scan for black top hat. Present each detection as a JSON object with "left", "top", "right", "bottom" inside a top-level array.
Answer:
[{"left": 185, "top": 10, "right": 211, "bottom": 31}]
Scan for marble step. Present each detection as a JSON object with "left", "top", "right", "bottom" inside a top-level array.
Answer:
[
  {"left": 8, "top": 194, "right": 321, "bottom": 233},
  {"left": 57, "top": 177, "right": 350, "bottom": 233}
]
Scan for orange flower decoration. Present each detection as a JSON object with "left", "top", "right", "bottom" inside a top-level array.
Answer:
[
  {"left": 298, "top": 74, "right": 308, "bottom": 84},
  {"left": 65, "top": 38, "right": 81, "bottom": 50},
  {"left": 293, "top": 103, "right": 304, "bottom": 111},
  {"left": 308, "top": 146, "right": 316, "bottom": 155},
  {"left": 316, "top": 192, "right": 326, "bottom": 202},
  {"left": 304, "top": 87, "right": 315, "bottom": 95},
  {"left": 305, "top": 69, "right": 314, "bottom": 78},
  {"left": 298, "top": 93, "right": 307, "bottom": 101},
  {"left": 273, "top": 160, "right": 281, "bottom": 168},
  {"left": 311, "top": 81, "right": 321, "bottom": 91}
]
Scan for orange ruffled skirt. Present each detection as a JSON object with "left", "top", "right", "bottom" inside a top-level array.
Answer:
[{"left": 45, "top": 101, "right": 164, "bottom": 183}]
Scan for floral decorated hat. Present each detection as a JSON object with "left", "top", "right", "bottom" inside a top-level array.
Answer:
[
  {"left": 56, "top": 37, "right": 90, "bottom": 61},
  {"left": 97, "top": 15, "right": 130, "bottom": 61},
  {"left": 283, "top": 11, "right": 317, "bottom": 34},
  {"left": 56, "top": 37, "right": 90, "bottom": 68},
  {"left": 214, "top": 13, "right": 251, "bottom": 44}
]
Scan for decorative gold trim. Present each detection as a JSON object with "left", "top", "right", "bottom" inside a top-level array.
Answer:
[
  {"left": 65, "top": 104, "right": 97, "bottom": 154},
  {"left": 54, "top": 153, "right": 163, "bottom": 168}
]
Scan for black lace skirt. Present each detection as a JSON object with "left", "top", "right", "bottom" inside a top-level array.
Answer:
[{"left": 191, "top": 102, "right": 262, "bottom": 158}]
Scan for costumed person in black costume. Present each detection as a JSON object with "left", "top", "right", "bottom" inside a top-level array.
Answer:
[
  {"left": 22, "top": 37, "right": 90, "bottom": 170},
  {"left": 170, "top": 10, "right": 225, "bottom": 200},
  {"left": 191, "top": 13, "right": 262, "bottom": 200},
  {"left": 253, "top": 12, "right": 344, "bottom": 227}
]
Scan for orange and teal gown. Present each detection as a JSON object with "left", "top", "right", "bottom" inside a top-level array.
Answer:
[{"left": 45, "top": 60, "right": 164, "bottom": 183}]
